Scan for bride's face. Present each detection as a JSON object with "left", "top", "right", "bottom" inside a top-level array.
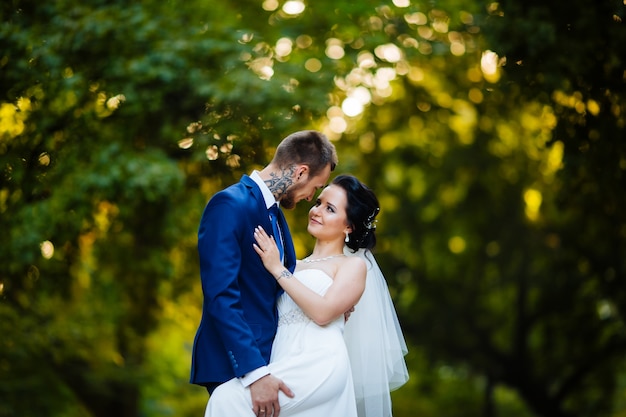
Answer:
[{"left": 307, "top": 184, "right": 351, "bottom": 241}]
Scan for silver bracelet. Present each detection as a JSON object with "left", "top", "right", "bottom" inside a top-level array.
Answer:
[{"left": 276, "top": 269, "right": 292, "bottom": 281}]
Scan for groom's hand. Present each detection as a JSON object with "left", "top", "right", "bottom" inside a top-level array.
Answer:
[{"left": 250, "top": 374, "right": 294, "bottom": 417}]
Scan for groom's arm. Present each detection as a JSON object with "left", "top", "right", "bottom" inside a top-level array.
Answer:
[{"left": 198, "top": 196, "right": 267, "bottom": 376}]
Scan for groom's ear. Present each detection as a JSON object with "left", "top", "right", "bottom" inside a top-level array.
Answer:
[{"left": 295, "top": 164, "right": 309, "bottom": 182}]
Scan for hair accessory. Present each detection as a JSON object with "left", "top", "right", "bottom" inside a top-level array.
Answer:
[{"left": 364, "top": 207, "right": 380, "bottom": 231}]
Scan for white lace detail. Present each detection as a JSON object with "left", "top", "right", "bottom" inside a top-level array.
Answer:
[{"left": 278, "top": 309, "right": 310, "bottom": 326}]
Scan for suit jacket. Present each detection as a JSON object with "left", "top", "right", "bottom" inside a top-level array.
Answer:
[{"left": 190, "top": 175, "right": 296, "bottom": 389}]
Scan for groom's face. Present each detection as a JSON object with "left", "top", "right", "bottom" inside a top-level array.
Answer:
[{"left": 280, "top": 164, "right": 332, "bottom": 210}]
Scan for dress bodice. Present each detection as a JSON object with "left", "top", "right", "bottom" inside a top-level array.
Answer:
[{"left": 277, "top": 269, "right": 334, "bottom": 326}]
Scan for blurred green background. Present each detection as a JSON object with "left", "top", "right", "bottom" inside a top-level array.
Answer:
[{"left": 1, "top": 0, "right": 625, "bottom": 416}]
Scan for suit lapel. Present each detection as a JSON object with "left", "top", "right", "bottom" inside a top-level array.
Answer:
[{"left": 242, "top": 174, "right": 296, "bottom": 272}]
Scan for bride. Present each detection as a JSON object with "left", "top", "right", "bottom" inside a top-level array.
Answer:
[{"left": 205, "top": 175, "right": 408, "bottom": 417}]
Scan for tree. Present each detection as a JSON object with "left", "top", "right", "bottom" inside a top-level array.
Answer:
[
  {"left": 2, "top": 0, "right": 625, "bottom": 416},
  {"left": 0, "top": 1, "right": 286, "bottom": 415},
  {"left": 312, "top": 1, "right": 626, "bottom": 416}
]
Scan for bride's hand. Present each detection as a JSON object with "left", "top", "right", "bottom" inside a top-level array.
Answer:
[{"left": 253, "top": 226, "right": 283, "bottom": 275}]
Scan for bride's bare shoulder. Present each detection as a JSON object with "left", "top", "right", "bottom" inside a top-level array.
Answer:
[{"left": 338, "top": 255, "right": 366, "bottom": 274}]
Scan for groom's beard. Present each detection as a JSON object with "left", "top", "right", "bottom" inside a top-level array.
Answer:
[{"left": 280, "top": 182, "right": 306, "bottom": 210}]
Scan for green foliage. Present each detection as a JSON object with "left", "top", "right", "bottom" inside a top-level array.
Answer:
[{"left": 1, "top": 0, "right": 625, "bottom": 417}]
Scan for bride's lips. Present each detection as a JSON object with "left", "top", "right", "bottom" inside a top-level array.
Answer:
[{"left": 309, "top": 217, "right": 322, "bottom": 225}]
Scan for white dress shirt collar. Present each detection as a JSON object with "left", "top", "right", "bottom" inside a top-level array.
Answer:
[{"left": 250, "top": 170, "right": 277, "bottom": 210}]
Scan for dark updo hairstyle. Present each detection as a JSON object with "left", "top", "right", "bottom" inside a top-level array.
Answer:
[{"left": 332, "top": 174, "right": 380, "bottom": 252}]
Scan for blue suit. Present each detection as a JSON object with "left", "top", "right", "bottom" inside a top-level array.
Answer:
[{"left": 190, "top": 175, "right": 296, "bottom": 391}]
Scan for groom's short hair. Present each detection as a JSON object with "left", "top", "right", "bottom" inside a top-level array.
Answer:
[{"left": 272, "top": 130, "right": 338, "bottom": 177}]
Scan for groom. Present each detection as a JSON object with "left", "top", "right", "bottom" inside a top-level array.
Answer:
[{"left": 190, "top": 130, "right": 338, "bottom": 416}]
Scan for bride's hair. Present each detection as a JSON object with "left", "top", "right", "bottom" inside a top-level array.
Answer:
[{"left": 332, "top": 175, "right": 380, "bottom": 252}]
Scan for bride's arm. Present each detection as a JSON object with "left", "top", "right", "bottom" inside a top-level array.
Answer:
[
  {"left": 253, "top": 226, "right": 366, "bottom": 326},
  {"left": 275, "top": 258, "right": 365, "bottom": 326}
]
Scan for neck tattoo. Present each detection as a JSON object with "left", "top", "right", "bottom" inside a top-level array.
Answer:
[
  {"left": 266, "top": 168, "right": 295, "bottom": 200},
  {"left": 302, "top": 254, "right": 345, "bottom": 263}
]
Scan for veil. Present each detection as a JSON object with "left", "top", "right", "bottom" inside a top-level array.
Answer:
[{"left": 343, "top": 248, "right": 409, "bottom": 417}]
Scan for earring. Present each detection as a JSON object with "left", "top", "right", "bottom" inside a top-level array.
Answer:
[{"left": 345, "top": 231, "right": 350, "bottom": 243}]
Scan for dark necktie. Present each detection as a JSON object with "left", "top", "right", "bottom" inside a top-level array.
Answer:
[{"left": 269, "top": 204, "right": 284, "bottom": 262}]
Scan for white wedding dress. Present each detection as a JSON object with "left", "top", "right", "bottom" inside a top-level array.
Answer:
[{"left": 205, "top": 269, "right": 358, "bottom": 417}]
